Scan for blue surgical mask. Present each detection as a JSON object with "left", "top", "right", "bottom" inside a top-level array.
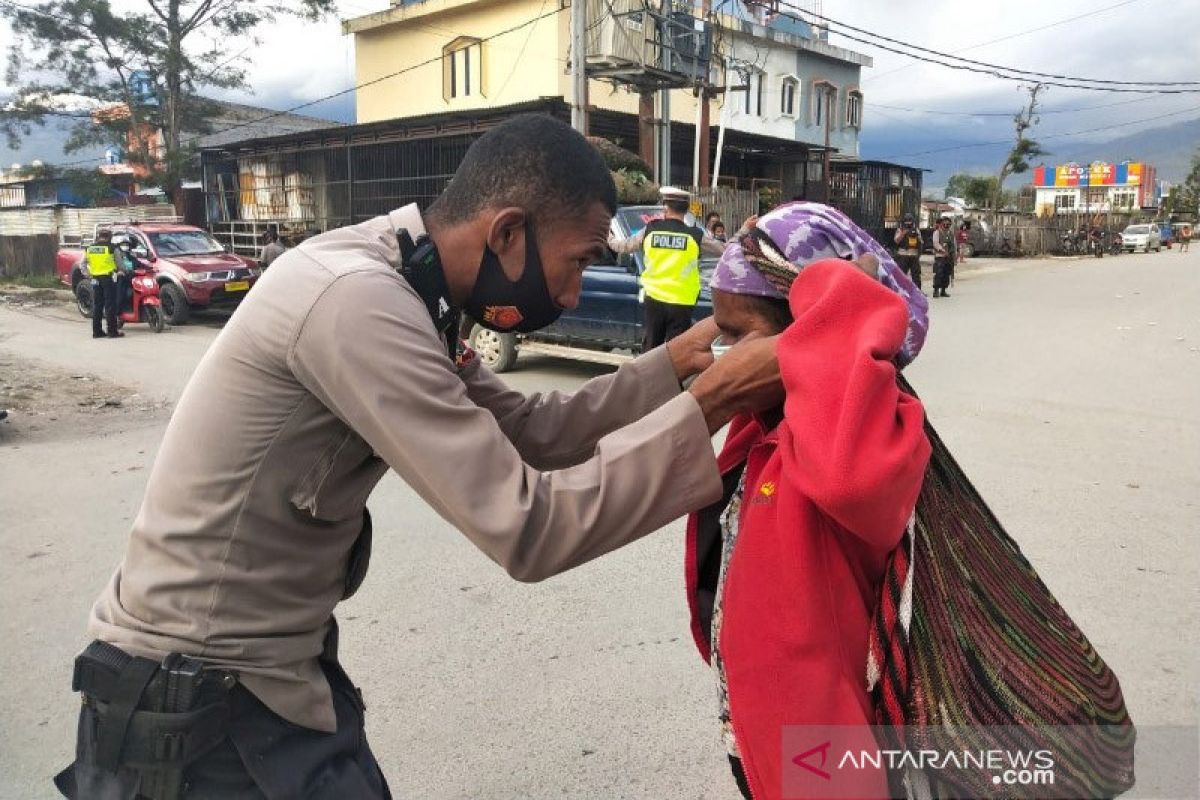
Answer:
[{"left": 711, "top": 335, "right": 732, "bottom": 360}]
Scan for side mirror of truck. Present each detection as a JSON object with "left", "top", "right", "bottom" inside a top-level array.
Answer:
[{"left": 131, "top": 246, "right": 152, "bottom": 261}]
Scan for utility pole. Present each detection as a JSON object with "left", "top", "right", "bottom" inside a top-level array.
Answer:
[
  {"left": 822, "top": 86, "right": 833, "bottom": 204},
  {"left": 660, "top": 87, "right": 672, "bottom": 185},
  {"left": 570, "top": 0, "right": 589, "bottom": 134},
  {"left": 697, "top": 0, "right": 712, "bottom": 187},
  {"left": 639, "top": 91, "right": 656, "bottom": 177}
]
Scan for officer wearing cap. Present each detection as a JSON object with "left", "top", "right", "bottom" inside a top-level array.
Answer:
[
  {"left": 609, "top": 187, "right": 756, "bottom": 351},
  {"left": 893, "top": 213, "right": 923, "bottom": 292}
]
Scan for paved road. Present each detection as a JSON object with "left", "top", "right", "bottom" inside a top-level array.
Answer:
[{"left": 1, "top": 249, "right": 1197, "bottom": 799}]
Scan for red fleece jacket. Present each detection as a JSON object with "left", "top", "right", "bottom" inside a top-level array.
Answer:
[{"left": 686, "top": 259, "right": 931, "bottom": 799}]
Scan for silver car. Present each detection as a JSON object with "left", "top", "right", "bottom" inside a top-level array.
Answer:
[{"left": 1120, "top": 224, "right": 1162, "bottom": 253}]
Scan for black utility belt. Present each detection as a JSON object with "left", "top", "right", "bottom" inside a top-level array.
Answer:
[{"left": 73, "top": 640, "right": 239, "bottom": 772}]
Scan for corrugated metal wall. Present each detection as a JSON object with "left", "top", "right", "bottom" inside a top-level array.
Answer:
[{"left": 0, "top": 205, "right": 178, "bottom": 238}]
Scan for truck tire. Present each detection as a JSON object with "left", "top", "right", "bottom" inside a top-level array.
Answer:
[
  {"left": 159, "top": 282, "right": 191, "bottom": 325},
  {"left": 470, "top": 324, "right": 518, "bottom": 373},
  {"left": 74, "top": 279, "right": 94, "bottom": 318}
]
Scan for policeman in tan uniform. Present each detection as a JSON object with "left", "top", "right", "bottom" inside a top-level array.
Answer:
[{"left": 55, "top": 115, "right": 782, "bottom": 798}]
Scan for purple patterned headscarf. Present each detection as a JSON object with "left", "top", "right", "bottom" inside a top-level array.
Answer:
[{"left": 711, "top": 202, "right": 930, "bottom": 366}]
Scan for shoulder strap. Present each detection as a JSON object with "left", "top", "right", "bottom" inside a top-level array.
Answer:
[{"left": 396, "top": 228, "right": 460, "bottom": 361}]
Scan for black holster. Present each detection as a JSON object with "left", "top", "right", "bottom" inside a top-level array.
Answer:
[{"left": 55, "top": 641, "right": 237, "bottom": 800}]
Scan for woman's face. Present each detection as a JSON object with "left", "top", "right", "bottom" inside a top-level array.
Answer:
[{"left": 712, "top": 290, "right": 788, "bottom": 345}]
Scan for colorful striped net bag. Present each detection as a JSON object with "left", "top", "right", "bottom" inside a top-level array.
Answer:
[{"left": 867, "top": 377, "right": 1137, "bottom": 799}]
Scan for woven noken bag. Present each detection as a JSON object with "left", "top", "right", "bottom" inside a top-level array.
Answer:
[{"left": 867, "top": 377, "right": 1136, "bottom": 799}]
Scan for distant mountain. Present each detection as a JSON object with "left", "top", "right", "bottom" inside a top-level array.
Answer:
[
  {"left": 862, "top": 114, "right": 1200, "bottom": 196},
  {"left": 1052, "top": 117, "right": 1200, "bottom": 183}
]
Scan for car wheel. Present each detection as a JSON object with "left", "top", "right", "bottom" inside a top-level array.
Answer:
[
  {"left": 145, "top": 304, "right": 165, "bottom": 333},
  {"left": 74, "top": 279, "right": 94, "bottom": 318},
  {"left": 159, "top": 282, "right": 191, "bottom": 325},
  {"left": 470, "top": 324, "right": 518, "bottom": 373}
]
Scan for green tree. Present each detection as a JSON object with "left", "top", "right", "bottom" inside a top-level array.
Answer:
[
  {"left": 1161, "top": 148, "right": 1200, "bottom": 219},
  {"left": 1, "top": 0, "right": 334, "bottom": 200},
  {"left": 994, "top": 83, "right": 1048, "bottom": 217},
  {"left": 945, "top": 173, "right": 1000, "bottom": 208}
]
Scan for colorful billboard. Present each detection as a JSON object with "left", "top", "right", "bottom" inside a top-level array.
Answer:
[{"left": 1033, "top": 161, "right": 1149, "bottom": 188}]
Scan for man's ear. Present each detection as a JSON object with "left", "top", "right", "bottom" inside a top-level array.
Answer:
[{"left": 485, "top": 207, "right": 528, "bottom": 281}]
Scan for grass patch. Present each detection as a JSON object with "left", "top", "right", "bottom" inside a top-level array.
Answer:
[{"left": 1, "top": 273, "right": 63, "bottom": 290}]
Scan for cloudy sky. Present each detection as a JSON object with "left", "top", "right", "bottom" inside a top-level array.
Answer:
[{"left": 2, "top": 0, "right": 1198, "bottom": 180}]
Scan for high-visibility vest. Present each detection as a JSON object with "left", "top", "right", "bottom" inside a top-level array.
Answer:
[
  {"left": 85, "top": 244, "right": 118, "bottom": 277},
  {"left": 640, "top": 219, "right": 704, "bottom": 305},
  {"left": 898, "top": 230, "right": 921, "bottom": 254}
]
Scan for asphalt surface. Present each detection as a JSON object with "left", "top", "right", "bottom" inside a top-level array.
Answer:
[{"left": 1, "top": 249, "right": 1197, "bottom": 799}]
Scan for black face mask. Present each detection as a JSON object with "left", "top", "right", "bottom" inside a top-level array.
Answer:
[{"left": 464, "top": 221, "right": 562, "bottom": 333}]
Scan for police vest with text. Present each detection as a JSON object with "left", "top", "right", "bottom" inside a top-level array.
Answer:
[
  {"left": 640, "top": 219, "right": 705, "bottom": 306},
  {"left": 898, "top": 228, "right": 922, "bottom": 255},
  {"left": 86, "top": 244, "right": 118, "bottom": 277}
]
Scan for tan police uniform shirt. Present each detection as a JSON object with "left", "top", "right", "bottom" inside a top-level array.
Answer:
[{"left": 87, "top": 205, "right": 724, "bottom": 732}]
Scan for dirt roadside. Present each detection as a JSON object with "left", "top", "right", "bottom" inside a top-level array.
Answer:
[
  {"left": 0, "top": 351, "right": 172, "bottom": 444},
  {"left": 0, "top": 283, "right": 173, "bottom": 443}
]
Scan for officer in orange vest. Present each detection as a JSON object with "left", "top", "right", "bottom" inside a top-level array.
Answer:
[{"left": 85, "top": 229, "right": 122, "bottom": 338}]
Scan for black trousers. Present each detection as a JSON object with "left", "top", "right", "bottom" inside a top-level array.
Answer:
[
  {"left": 92, "top": 275, "right": 119, "bottom": 336},
  {"left": 56, "top": 660, "right": 391, "bottom": 800},
  {"left": 642, "top": 295, "right": 694, "bottom": 352},
  {"left": 729, "top": 755, "right": 752, "bottom": 799},
  {"left": 896, "top": 254, "right": 921, "bottom": 289},
  {"left": 933, "top": 256, "right": 954, "bottom": 291}
]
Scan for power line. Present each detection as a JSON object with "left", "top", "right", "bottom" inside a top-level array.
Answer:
[
  {"left": 785, "top": 1, "right": 1199, "bottom": 87},
  {"left": 875, "top": 106, "right": 1200, "bottom": 160},
  {"left": 871, "top": 96, "right": 1159, "bottom": 118},
  {"left": 864, "top": 0, "right": 1147, "bottom": 83},
  {"left": 767, "top": 1, "right": 1200, "bottom": 93}
]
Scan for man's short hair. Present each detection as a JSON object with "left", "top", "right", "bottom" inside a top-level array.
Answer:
[
  {"left": 664, "top": 199, "right": 690, "bottom": 214},
  {"left": 428, "top": 114, "right": 616, "bottom": 226},
  {"left": 97, "top": 229, "right": 112, "bottom": 241}
]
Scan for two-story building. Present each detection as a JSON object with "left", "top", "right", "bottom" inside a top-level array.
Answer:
[
  {"left": 345, "top": 0, "right": 870, "bottom": 195},
  {"left": 198, "top": 1, "right": 921, "bottom": 246},
  {"left": 1032, "top": 161, "right": 1159, "bottom": 215}
]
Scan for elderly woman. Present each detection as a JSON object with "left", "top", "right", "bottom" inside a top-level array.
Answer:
[{"left": 685, "top": 203, "right": 931, "bottom": 799}]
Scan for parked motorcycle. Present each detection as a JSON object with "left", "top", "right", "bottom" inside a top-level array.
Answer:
[
  {"left": 75, "top": 265, "right": 165, "bottom": 333},
  {"left": 1108, "top": 232, "right": 1124, "bottom": 255}
]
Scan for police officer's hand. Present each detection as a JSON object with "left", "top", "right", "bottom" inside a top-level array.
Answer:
[
  {"left": 666, "top": 317, "right": 720, "bottom": 381},
  {"left": 687, "top": 333, "right": 783, "bottom": 435}
]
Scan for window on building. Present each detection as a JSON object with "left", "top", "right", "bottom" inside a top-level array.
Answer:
[
  {"left": 845, "top": 89, "right": 863, "bottom": 128},
  {"left": 812, "top": 80, "right": 836, "bottom": 127},
  {"left": 443, "top": 38, "right": 483, "bottom": 101},
  {"left": 737, "top": 70, "right": 765, "bottom": 117},
  {"left": 1054, "top": 193, "right": 1076, "bottom": 211},
  {"left": 1111, "top": 191, "right": 1136, "bottom": 209},
  {"left": 781, "top": 76, "right": 799, "bottom": 117}
]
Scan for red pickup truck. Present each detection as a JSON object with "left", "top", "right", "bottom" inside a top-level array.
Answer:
[{"left": 57, "top": 222, "right": 261, "bottom": 325}]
